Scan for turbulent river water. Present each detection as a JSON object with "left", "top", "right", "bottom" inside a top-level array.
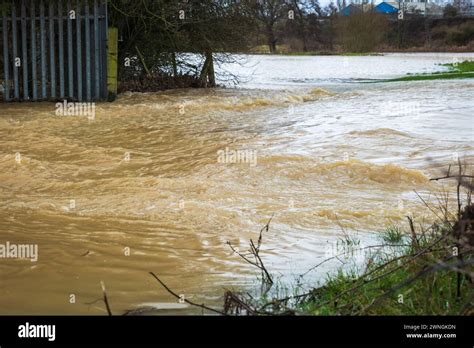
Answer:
[{"left": 0, "top": 53, "right": 473, "bottom": 314}]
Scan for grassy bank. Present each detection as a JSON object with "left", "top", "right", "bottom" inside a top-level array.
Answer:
[
  {"left": 299, "top": 221, "right": 472, "bottom": 315},
  {"left": 383, "top": 60, "right": 474, "bottom": 82},
  {"left": 216, "top": 168, "right": 474, "bottom": 316},
  {"left": 237, "top": 210, "right": 472, "bottom": 316}
]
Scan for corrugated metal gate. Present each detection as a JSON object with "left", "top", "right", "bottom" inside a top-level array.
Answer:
[{"left": 1, "top": 0, "right": 108, "bottom": 102}]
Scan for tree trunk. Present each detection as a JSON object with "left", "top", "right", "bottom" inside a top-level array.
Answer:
[
  {"left": 271, "top": 39, "right": 277, "bottom": 53},
  {"left": 302, "top": 35, "right": 308, "bottom": 52},
  {"left": 425, "top": 19, "right": 432, "bottom": 48},
  {"left": 206, "top": 51, "right": 216, "bottom": 87},
  {"left": 267, "top": 26, "right": 276, "bottom": 53},
  {"left": 199, "top": 51, "right": 216, "bottom": 87},
  {"left": 171, "top": 52, "right": 178, "bottom": 79}
]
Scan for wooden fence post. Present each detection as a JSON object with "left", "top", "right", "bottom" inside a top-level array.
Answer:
[{"left": 107, "top": 26, "right": 118, "bottom": 101}]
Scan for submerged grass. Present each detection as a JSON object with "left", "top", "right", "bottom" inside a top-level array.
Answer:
[
  {"left": 388, "top": 72, "right": 474, "bottom": 82},
  {"left": 382, "top": 60, "right": 474, "bottom": 82},
  {"left": 381, "top": 225, "right": 405, "bottom": 244},
  {"left": 300, "top": 226, "right": 472, "bottom": 315},
  {"left": 444, "top": 60, "right": 474, "bottom": 73},
  {"left": 221, "top": 215, "right": 472, "bottom": 316}
]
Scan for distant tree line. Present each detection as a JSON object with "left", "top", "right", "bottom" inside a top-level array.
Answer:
[{"left": 108, "top": 0, "right": 474, "bottom": 91}]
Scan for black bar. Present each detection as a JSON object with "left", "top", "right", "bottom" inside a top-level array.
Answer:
[{"left": 0, "top": 316, "right": 472, "bottom": 346}]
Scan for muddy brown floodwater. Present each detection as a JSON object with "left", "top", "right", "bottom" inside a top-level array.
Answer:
[{"left": 0, "top": 53, "right": 473, "bottom": 314}]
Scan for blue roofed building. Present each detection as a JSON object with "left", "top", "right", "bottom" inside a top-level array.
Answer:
[
  {"left": 374, "top": 2, "right": 399, "bottom": 14},
  {"left": 339, "top": 1, "right": 445, "bottom": 17}
]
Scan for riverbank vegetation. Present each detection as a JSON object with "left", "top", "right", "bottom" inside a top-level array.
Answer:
[
  {"left": 143, "top": 163, "right": 473, "bottom": 316},
  {"left": 105, "top": 1, "right": 474, "bottom": 92},
  {"left": 384, "top": 60, "right": 474, "bottom": 82},
  {"left": 300, "top": 216, "right": 473, "bottom": 315},
  {"left": 108, "top": 0, "right": 255, "bottom": 92}
]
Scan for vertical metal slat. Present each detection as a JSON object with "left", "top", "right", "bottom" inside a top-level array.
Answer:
[
  {"left": 40, "top": 0, "right": 46, "bottom": 99},
  {"left": 102, "top": 0, "right": 109, "bottom": 100},
  {"left": 93, "top": 0, "right": 99, "bottom": 99},
  {"left": 67, "top": 0, "right": 73, "bottom": 98},
  {"left": 84, "top": 1, "right": 91, "bottom": 101},
  {"left": 58, "top": 1, "right": 65, "bottom": 98},
  {"left": 30, "top": 0, "right": 37, "bottom": 100},
  {"left": 11, "top": 1, "right": 19, "bottom": 99},
  {"left": 49, "top": 1, "right": 56, "bottom": 98},
  {"left": 104, "top": 0, "right": 109, "bottom": 100},
  {"left": 98, "top": 0, "right": 103, "bottom": 99},
  {"left": 2, "top": 0, "right": 10, "bottom": 101},
  {"left": 21, "top": 0, "right": 28, "bottom": 100},
  {"left": 76, "top": 0, "right": 82, "bottom": 101}
]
